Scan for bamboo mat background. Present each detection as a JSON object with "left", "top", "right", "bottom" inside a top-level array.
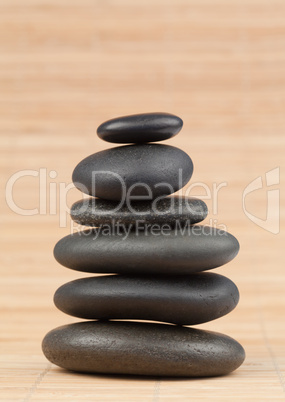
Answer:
[{"left": 1, "top": 0, "right": 285, "bottom": 400}]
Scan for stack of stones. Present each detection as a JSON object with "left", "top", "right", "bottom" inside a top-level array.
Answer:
[{"left": 42, "top": 113, "right": 245, "bottom": 377}]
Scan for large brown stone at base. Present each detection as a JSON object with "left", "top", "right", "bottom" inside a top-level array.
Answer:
[{"left": 42, "top": 321, "right": 245, "bottom": 377}]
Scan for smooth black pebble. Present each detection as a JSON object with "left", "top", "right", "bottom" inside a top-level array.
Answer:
[
  {"left": 42, "top": 321, "right": 245, "bottom": 377},
  {"left": 54, "top": 225, "right": 239, "bottom": 275},
  {"left": 70, "top": 195, "right": 208, "bottom": 227},
  {"left": 54, "top": 273, "right": 239, "bottom": 325},
  {"left": 72, "top": 144, "right": 193, "bottom": 201},
  {"left": 97, "top": 112, "right": 183, "bottom": 144}
]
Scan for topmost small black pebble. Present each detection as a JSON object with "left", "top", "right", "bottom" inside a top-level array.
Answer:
[{"left": 97, "top": 112, "right": 183, "bottom": 144}]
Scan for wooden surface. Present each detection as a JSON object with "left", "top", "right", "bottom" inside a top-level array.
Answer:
[{"left": 1, "top": 0, "right": 285, "bottom": 400}]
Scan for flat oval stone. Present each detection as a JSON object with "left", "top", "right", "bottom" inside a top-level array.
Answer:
[
  {"left": 72, "top": 144, "right": 193, "bottom": 201},
  {"left": 42, "top": 321, "right": 245, "bottom": 377},
  {"left": 54, "top": 225, "right": 239, "bottom": 275},
  {"left": 54, "top": 273, "right": 239, "bottom": 325},
  {"left": 70, "top": 196, "right": 208, "bottom": 227},
  {"left": 97, "top": 112, "right": 183, "bottom": 144}
]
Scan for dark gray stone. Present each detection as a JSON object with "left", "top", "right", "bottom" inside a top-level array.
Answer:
[
  {"left": 54, "top": 273, "right": 239, "bottom": 325},
  {"left": 42, "top": 321, "right": 245, "bottom": 377},
  {"left": 54, "top": 225, "right": 239, "bottom": 275},
  {"left": 97, "top": 112, "right": 183, "bottom": 144},
  {"left": 72, "top": 144, "right": 193, "bottom": 201},
  {"left": 70, "top": 196, "right": 208, "bottom": 227}
]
